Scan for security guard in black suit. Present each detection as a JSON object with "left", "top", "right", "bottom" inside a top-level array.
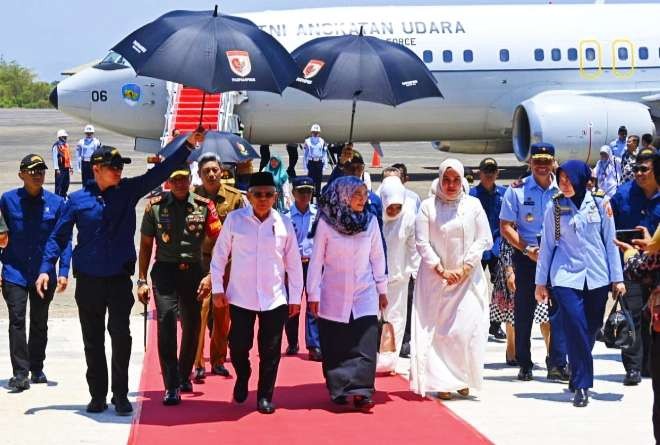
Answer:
[{"left": 137, "top": 165, "right": 221, "bottom": 405}]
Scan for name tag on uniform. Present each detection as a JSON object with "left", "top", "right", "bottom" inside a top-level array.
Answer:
[
  {"left": 523, "top": 200, "right": 535, "bottom": 206},
  {"left": 559, "top": 206, "right": 571, "bottom": 215}
]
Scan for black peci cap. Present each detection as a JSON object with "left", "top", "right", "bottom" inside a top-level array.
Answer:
[
  {"left": 478, "top": 157, "right": 498, "bottom": 172},
  {"left": 248, "top": 172, "right": 275, "bottom": 188}
]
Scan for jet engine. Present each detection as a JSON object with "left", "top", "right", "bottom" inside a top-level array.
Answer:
[{"left": 512, "top": 93, "right": 655, "bottom": 164}]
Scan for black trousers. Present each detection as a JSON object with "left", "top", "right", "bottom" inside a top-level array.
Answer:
[
  {"left": 54, "top": 169, "right": 70, "bottom": 197},
  {"left": 318, "top": 315, "right": 378, "bottom": 399},
  {"left": 307, "top": 160, "right": 323, "bottom": 197},
  {"left": 81, "top": 161, "right": 93, "bottom": 185},
  {"left": 2, "top": 281, "right": 55, "bottom": 378},
  {"left": 229, "top": 304, "right": 288, "bottom": 401},
  {"left": 75, "top": 273, "right": 134, "bottom": 400},
  {"left": 621, "top": 281, "right": 651, "bottom": 373},
  {"left": 151, "top": 262, "right": 202, "bottom": 390},
  {"left": 651, "top": 330, "right": 659, "bottom": 444},
  {"left": 482, "top": 256, "right": 501, "bottom": 328},
  {"left": 259, "top": 145, "right": 271, "bottom": 171},
  {"left": 285, "top": 262, "right": 321, "bottom": 349},
  {"left": 286, "top": 144, "right": 298, "bottom": 178},
  {"left": 401, "top": 278, "right": 415, "bottom": 345}
]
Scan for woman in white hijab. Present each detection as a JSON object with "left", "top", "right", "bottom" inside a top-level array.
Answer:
[
  {"left": 593, "top": 145, "right": 622, "bottom": 197},
  {"left": 377, "top": 178, "right": 420, "bottom": 374},
  {"left": 411, "top": 159, "right": 493, "bottom": 400}
]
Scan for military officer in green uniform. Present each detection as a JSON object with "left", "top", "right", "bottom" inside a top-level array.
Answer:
[
  {"left": 193, "top": 153, "right": 245, "bottom": 381},
  {"left": 137, "top": 164, "right": 221, "bottom": 405}
]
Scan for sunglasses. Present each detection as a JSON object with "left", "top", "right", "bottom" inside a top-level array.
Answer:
[
  {"left": 632, "top": 164, "right": 650, "bottom": 173},
  {"left": 251, "top": 191, "right": 275, "bottom": 199},
  {"left": 23, "top": 169, "right": 46, "bottom": 176}
]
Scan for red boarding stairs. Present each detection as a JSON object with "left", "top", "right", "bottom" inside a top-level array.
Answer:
[{"left": 171, "top": 86, "right": 221, "bottom": 133}]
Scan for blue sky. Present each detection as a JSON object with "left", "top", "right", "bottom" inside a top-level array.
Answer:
[{"left": 0, "top": 0, "right": 642, "bottom": 81}]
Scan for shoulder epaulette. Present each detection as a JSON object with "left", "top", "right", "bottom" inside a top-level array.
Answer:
[
  {"left": 148, "top": 194, "right": 163, "bottom": 205},
  {"left": 592, "top": 190, "right": 606, "bottom": 199},
  {"left": 191, "top": 193, "right": 211, "bottom": 204},
  {"left": 223, "top": 185, "right": 243, "bottom": 195}
]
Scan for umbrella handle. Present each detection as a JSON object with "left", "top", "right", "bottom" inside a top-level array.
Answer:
[
  {"left": 143, "top": 301, "right": 147, "bottom": 351},
  {"left": 348, "top": 97, "right": 357, "bottom": 144},
  {"left": 198, "top": 92, "right": 207, "bottom": 129}
]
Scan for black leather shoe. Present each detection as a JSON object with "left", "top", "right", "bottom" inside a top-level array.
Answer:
[
  {"left": 547, "top": 366, "right": 571, "bottom": 383},
  {"left": 517, "top": 368, "right": 533, "bottom": 381},
  {"left": 86, "top": 398, "right": 108, "bottom": 413},
  {"left": 257, "top": 398, "right": 275, "bottom": 414},
  {"left": 623, "top": 369, "right": 642, "bottom": 386},
  {"left": 211, "top": 364, "right": 231, "bottom": 377},
  {"left": 285, "top": 344, "right": 299, "bottom": 355},
  {"left": 332, "top": 395, "right": 348, "bottom": 405},
  {"left": 573, "top": 389, "right": 589, "bottom": 407},
  {"left": 180, "top": 380, "right": 193, "bottom": 392},
  {"left": 353, "top": 395, "right": 374, "bottom": 410},
  {"left": 31, "top": 371, "right": 48, "bottom": 384},
  {"left": 233, "top": 378, "right": 248, "bottom": 403},
  {"left": 489, "top": 324, "right": 506, "bottom": 340},
  {"left": 113, "top": 396, "right": 133, "bottom": 416},
  {"left": 8, "top": 376, "right": 30, "bottom": 392},
  {"left": 308, "top": 348, "right": 323, "bottom": 362},
  {"left": 193, "top": 367, "right": 205, "bottom": 382},
  {"left": 163, "top": 389, "right": 181, "bottom": 406},
  {"left": 399, "top": 342, "right": 411, "bottom": 359}
]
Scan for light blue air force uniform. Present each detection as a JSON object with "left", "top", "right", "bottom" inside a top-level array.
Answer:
[
  {"left": 534, "top": 191, "right": 623, "bottom": 390},
  {"left": 499, "top": 175, "right": 566, "bottom": 370}
]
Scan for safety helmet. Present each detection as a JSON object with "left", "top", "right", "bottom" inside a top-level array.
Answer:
[
  {"left": 310, "top": 124, "right": 321, "bottom": 133},
  {"left": 84, "top": 124, "right": 95, "bottom": 133},
  {"left": 56, "top": 129, "right": 68, "bottom": 138}
]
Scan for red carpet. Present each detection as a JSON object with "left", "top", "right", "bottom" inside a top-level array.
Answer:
[{"left": 128, "top": 303, "right": 492, "bottom": 445}]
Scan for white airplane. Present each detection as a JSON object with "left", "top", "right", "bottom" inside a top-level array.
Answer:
[{"left": 51, "top": 3, "right": 660, "bottom": 162}]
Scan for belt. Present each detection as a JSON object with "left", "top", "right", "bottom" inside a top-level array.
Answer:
[{"left": 310, "top": 158, "right": 322, "bottom": 162}]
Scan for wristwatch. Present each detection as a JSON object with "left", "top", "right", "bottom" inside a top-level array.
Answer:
[
  {"left": 136, "top": 279, "right": 148, "bottom": 287},
  {"left": 522, "top": 246, "right": 530, "bottom": 256}
]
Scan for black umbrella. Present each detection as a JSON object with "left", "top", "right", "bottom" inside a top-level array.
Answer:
[
  {"left": 159, "top": 132, "right": 259, "bottom": 164},
  {"left": 290, "top": 28, "right": 443, "bottom": 143},
  {"left": 111, "top": 6, "right": 298, "bottom": 95}
]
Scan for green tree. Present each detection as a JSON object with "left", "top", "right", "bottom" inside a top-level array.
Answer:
[{"left": 0, "top": 57, "right": 54, "bottom": 108}]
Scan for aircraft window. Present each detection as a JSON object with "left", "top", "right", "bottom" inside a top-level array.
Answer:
[
  {"left": 568, "top": 48, "right": 578, "bottom": 61},
  {"left": 618, "top": 47, "right": 629, "bottom": 61},
  {"left": 423, "top": 50, "right": 433, "bottom": 63},
  {"left": 463, "top": 50, "right": 473, "bottom": 63},
  {"left": 551, "top": 48, "right": 561, "bottom": 61},
  {"left": 443, "top": 50, "right": 453, "bottom": 63},
  {"left": 499, "top": 49, "right": 509, "bottom": 62},
  {"left": 639, "top": 47, "right": 649, "bottom": 60},
  {"left": 585, "top": 48, "right": 596, "bottom": 61},
  {"left": 534, "top": 49, "right": 544, "bottom": 62},
  {"left": 95, "top": 51, "right": 131, "bottom": 70}
]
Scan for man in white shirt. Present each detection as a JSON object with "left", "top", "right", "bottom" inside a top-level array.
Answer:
[
  {"left": 210, "top": 172, "right": 303, "bottom": 415},
  {"left": 75, "top": 125, "right": 101, "bottom": 185}
]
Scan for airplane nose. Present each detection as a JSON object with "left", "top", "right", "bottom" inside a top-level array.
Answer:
[{"left": 49, "top": 86, "right": 58, "bottom": 109}]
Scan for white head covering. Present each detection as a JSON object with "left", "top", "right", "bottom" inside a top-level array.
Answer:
[
  {"left": 436, "top": 158, "right": 465, "bottom": 202},
  {"left": 599, "top": 145, "right": 612, "bottom": 157},
  {"left": 380, "top": 177, "right": 406, "bottom": 221}
]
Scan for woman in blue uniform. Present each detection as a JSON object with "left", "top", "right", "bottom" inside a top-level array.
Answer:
[{"left": 535, "top": 160, "right": 625, "bottom": 408}]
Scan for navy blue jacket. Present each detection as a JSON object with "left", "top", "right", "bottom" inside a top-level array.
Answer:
[
  {"left": 470, "top": 183, "right": 506, "bottom": 261},
  {"left": 40, "top": 137, "right": 192, "bottom": 278},
  {"left": 0, "top": 188, "right": 72, "bottom": 287},
  {"left": 610, "top": 180, "right": 660, "bottom": 232}
]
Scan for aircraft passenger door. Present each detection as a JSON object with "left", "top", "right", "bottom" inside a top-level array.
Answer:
[
  {"left": 611, "top": 40, "right": 635, "bottom": 79},
  {"left": 578, "top": 40, "right": 603, "bottom": 80}
]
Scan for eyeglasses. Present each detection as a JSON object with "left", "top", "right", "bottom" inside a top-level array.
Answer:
[
  {"left": 251, "top": 191, "right": 275, "bottom": 198},
  {"left": 23, "top": 169, "right": 45, "bottom": 176},
  {"left": 632, "top": 164, "right": 650, "bottom": 173}
]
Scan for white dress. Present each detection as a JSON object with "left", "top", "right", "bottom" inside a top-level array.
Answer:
[{"left": 410, "top": 194, "right": 493, "bottom": 395}]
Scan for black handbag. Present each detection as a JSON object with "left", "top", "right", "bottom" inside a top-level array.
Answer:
[{"left": 600, "top": 296, "right": 636, "bottom": 350}]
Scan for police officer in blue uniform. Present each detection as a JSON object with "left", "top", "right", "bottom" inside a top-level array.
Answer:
[
  {"left": 0, "top": 154, "right": 72, "bottom": 392},
  {"left": 500, "top": 143, "right": 568, "bottom": 382},
  {"left": 284, "top": 176, "right": 322, "bottom": 361},
  {"left": 610, "top": 148, "right": 660, "bottom": 385},
  {"left": 470, "top": 157, "right": 507, "bottom": 339},
  {"left": 36, "top": 131, "right": 203, "bottom": 415},
  {"left": 535, "top": 161, "right": 625, "bottom": 407}
]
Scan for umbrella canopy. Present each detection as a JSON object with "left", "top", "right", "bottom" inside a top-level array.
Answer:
[
  {"left": 111, "top": 6, "right": 298, "bottom": 94},
  {"left": 290, "top": 29, "right": 443, "bottom": 106},
  {"left": 159, "top": 132, "right": 259, "bottom": 164}
]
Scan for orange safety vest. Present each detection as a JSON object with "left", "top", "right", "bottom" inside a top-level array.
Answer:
[{"left": 57, "top": 143, "right": 71, "bottom": 169}]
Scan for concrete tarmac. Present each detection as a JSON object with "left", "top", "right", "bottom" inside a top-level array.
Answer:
[{"left": 0, "top": 109, "right": 654, "bottom": 444}]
